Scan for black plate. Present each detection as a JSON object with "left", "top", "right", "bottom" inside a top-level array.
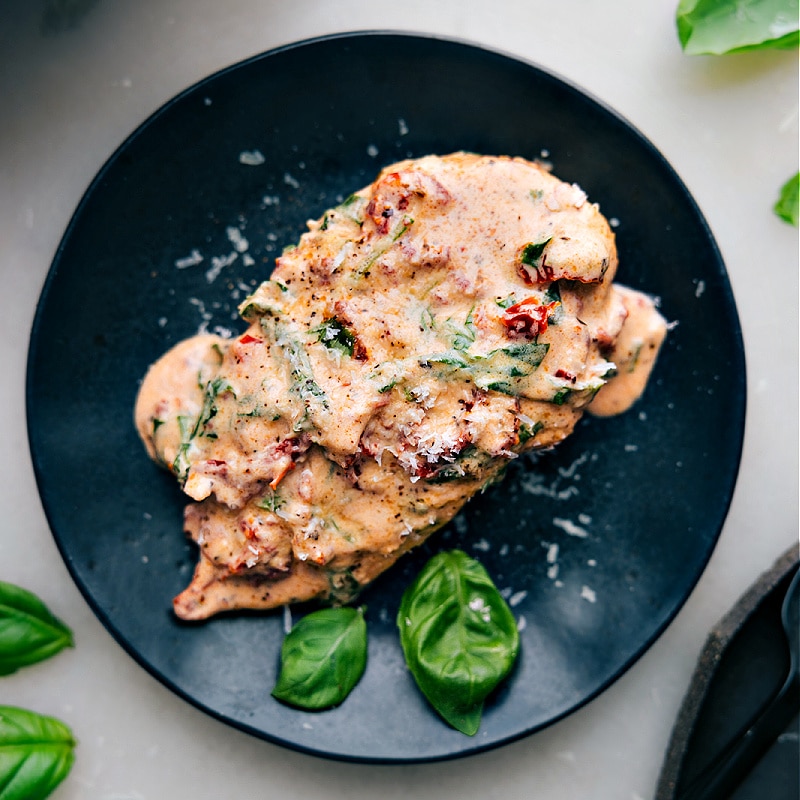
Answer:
[{"left": 26, "top": 32, "right": 745, "bottom": 763}]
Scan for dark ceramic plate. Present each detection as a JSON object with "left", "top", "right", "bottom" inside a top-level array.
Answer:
[{"left": 27, "top": 32, "right": 745, "bottom": 763}]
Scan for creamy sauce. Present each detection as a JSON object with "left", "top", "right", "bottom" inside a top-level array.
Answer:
[
  {"left": 135, "top": 153, "right": 667, "bottom": 619},
  {"left": 588, "top": 285, "right": 667, "bottom": 417}
]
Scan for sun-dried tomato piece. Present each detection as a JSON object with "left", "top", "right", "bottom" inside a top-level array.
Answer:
[{"left": 501, "top": 298, "right": 558, "bottom": 338}]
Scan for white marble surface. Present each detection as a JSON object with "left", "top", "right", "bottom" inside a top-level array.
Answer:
[{"left": 1, "top": 2, "right": 797, "bottom": 798}]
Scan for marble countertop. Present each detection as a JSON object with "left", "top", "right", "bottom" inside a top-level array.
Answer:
[{"left": 1, "top": 2, "right": 797, "bottom": 798}]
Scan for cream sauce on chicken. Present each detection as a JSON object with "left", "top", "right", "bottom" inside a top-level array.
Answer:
[{"left": 135, "top": 153, "right": 667, "bottom": 620}]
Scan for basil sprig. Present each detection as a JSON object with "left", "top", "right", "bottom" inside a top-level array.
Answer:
[
  {"left": 675, "top": 2, "right": 798, "bottom": 222},
  {"left": 272, "top": 606, "right": 367, "bottom": 710},
  {"left": 397, "top": 550, "right": 520, "bottom": 735},
  {"left": 0, "top": 582, "right": 73, "bottom": 676},
  {"left": 0, "top": 582, "right": 75, "bottom": 799},
  {"left": 775, "top": 172, "right": 799, "bottom": 226},
  {"left": 676, "top": 0, "right": 799, "bottom": 55},
  {"left": 0, "top": 706, "right": 75, "bottom": 800}
]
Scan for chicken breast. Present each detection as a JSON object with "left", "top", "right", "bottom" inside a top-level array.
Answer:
[{"left": 135, "top": 152, "right": 667, "bottom": 620}]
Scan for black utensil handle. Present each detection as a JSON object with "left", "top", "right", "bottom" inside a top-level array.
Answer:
[{"left": 677, "top": 678, "right": 799, "bottom": 800}]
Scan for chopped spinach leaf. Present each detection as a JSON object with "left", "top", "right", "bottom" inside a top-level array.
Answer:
[
  {"left": 256, "top": 491, "right": 284, "bottom": 512},
  {"left": 520, "top": 238, "right": 552, "bottom": 266},
  {"left": 517, "top": 420, "right": 544, "bottom": 445},
  {"left": 495, "top": 295, "right": 517, "bottom": 309},
  {"left": 552, "top": 387, "right": 572, "bottom": 405},
  {"left": 278, "top": 328, "right": 329, "bottom": 415},
  {"left": 313, "top": 317, "right": 357, "bottom": 357},
  {"left": 542, "top": 282, "right": 563, "bottom": 324},
  {"left": 338, "top": 193, "right": 367, "bottom": 224},
  {"left": 446, "top": 307, "right": 477, "bottom": 350},
  {"left": 420, "top": 341, "right": 550, "bottom": 395}
]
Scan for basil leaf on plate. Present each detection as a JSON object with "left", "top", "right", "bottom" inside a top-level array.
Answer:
[
  {"left": 0, "top": 582, "right": 73, "bottom": 676},
  {"left": 0, "top": 705, "right": 75, "bottom": 800},
  {"left": 272, "top": 606, "right": 367, "bottom": 710},
  {"left": 397, "top": 550, "right": 520, "bottom": 735},
  {"left": 774, "top": 172, "right": 799, "bottom": 225},
  {"left": 676, "top": 0, "right": 800, "bottom": 55}
]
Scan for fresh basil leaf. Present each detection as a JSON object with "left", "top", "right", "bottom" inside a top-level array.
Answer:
[
  {"left": 676, "top": 0, "right": 799, "bottom": 55},
  {"left": 397, "top": 550, "right": 520, "bottom": 735},
  {"left": 272, "top": 606, "right": 367, "bottom": 710},
  {"left": 774, "top": 172, "right": 799, "bottom": 225},
  {"left": 0, "top": 705, "right": 75, "bottom": 800},
  {"left": 0, "top": 583, "right": 73, "bottom": 676}
]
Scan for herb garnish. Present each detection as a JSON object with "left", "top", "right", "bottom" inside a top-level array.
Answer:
[
  {"left": 0, "top": 706, "right": 76, "bottom": 800},
  {"left": 256, "top": 491, "right": 284, "bottom": 513},
  {"left": 337, "top": 193, "right": 367, "bottom": 225},
  {"left": 272, "top": 606, "right": 367, "bottom": 710},
  {"left": 0, "top": 582, "right": 73, "bottom": 675},
  {"left": 276, "top": 326, "right": 329, "bottom": 419},
  {"left": 171, "top": 376, "right": 234, "bottom": 481},
  {"left": 775, "top": 172, "right": 799, "bottom": 226},
  {"left": 419, "top": 341, "right": 550, "bottom": 395},
  {"left": 268, "top": 551, "right": 520, "bottom": 736},
  {"left": 674, "top": 0, "right": 798, "bottom": 222},
  {"left": 0, "top": 583, "right": 75, "bottom": 798},
  {"left": 313, "top": 317, "right": 358, "bottom": 358},
  {"left": 352, "top": 215, "right": 414, "bottom": 278},
  {"left": 445, "top": 307, "right": 477, "bottom": 351},
  {"left": 518, "top": 420, "right": 544, "bottom": 445},
  {"left": 553, "top": 387, "right": 572, "bottom": 405},
  {"left": 676, "top": 0, "right": 799, "bottom": 55},
  {"left": 520, "top": 238, "right": 552, "bottom": 266},
  {"left": 397, "top": 550, "right": 519, "bottom": 735}
]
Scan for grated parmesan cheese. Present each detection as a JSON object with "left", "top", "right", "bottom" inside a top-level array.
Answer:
[
  {"left": 553, "top": 517, "right": 589, "bottom": 538},
  {"left": 239, "top": 150, "right": 265, "bottom": 166},
  {"left": 580, "top": 585, "right": 597, "bottom": 603},
  {"left": 508, "top": 590, "right": 527, "bottom": 607},
  {"left": 205, "top": 252, "right": 238, "bottom": 284},
  {"left": 175, "top": 249, "right": 203, "bottom": 269},
  {"left": 282, "top": 604, "right": 292, "bottom": 634},
  {"left": 226, "top": 226, "right": 249, "bottom": 253}
]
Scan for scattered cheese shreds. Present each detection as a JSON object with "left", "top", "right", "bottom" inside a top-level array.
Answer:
[
  {"left": 553, "top": 517, "right": 589, "bottom": 538},
  {"left": 581, "top": 585, "right": 597, "bottom": 603},
  {"left": 239, "top": 150, "right": 265, "bottom": 166},
  {"left": 175, "top": 249, "right": 203, "bottom": 269}
]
